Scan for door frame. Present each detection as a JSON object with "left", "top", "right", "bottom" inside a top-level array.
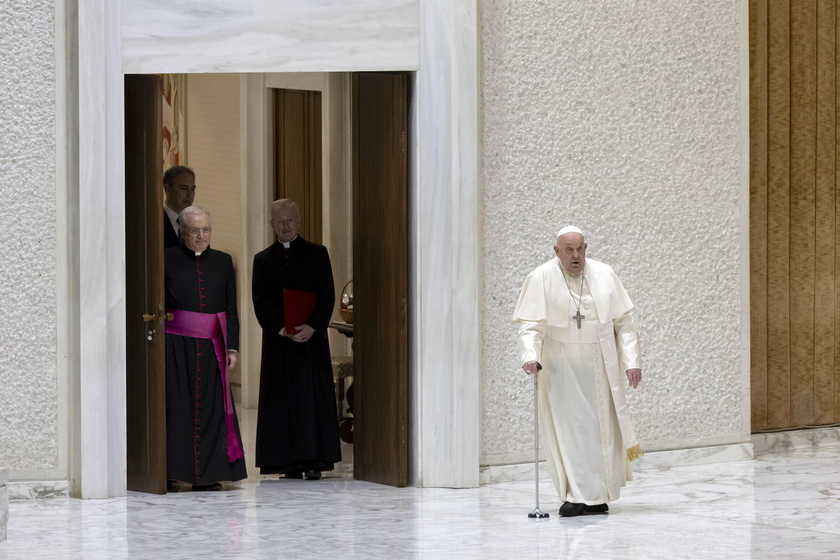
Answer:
[{"left": 71, "top": 0, "right": 480, "bottom": 497}]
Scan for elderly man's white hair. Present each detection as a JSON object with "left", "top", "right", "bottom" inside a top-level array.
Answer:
[
  {"left": 556, "top": 225, "right": 585, "bottom": 241},
  {"left": 179, "top": 206, "right": 212, "bottom": 227},
  {"left": 270, "top": 198, "right": 301, "bottom": 216}
]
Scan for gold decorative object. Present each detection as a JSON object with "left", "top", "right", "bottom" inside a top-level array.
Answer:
[{"left": 340, "top": 279, "right": 353, "bottom": 324}]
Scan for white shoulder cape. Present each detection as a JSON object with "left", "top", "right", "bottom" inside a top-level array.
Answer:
[{"left": 512, "top": 258, "right": 634, "bottom": 327}]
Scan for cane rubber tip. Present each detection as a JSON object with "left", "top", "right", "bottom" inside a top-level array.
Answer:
[{"left": 528, "top": 511, "right": 550, "bottom": 519}]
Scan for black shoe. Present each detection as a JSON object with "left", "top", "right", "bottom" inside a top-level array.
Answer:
[
  {"left": 558, "top": 502, "right": 587, "bottom": 517},
  {"left": 584, "top": 503, "right": 609, "bottom": 514},
  {"left": 284, "top": 471, "right": 303, "bottom": 479},
  {"left": 304, "top": 469, "right": 322, "bottom": 480},
  {"left": 191, "top": 482, "right": 223, "bottom": 491},
  {"left": 166, "top": 480, "right": 178, "bottom": 493}
]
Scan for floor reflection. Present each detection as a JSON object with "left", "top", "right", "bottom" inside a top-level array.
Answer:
[{"left": 4, "top": 429, "right": 840, "bottom": 559}]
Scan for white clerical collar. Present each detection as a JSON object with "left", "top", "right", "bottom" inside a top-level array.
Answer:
[{"left": 280, "top": 236, "right": 297, "bottom": 249}]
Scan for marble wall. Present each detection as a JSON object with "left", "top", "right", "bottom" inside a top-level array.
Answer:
[
  {"left": 0, "top": 0, "right": 63, "bottom": 480},
  {"left": 121, "top": 0, "right": 419, "bottom": 74},
  {"left": 0, "top": 467, "right": 6, "bottom": 541},
  {"left": 0, "top": 467, "right": 9, "bottom": 542},
  {"left": 480, "top": 1, "right": 747, "bottom": 465}
]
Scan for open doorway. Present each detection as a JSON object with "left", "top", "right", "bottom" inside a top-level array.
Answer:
[{"left": 124, "top": 71, "right": 410, "bottom": 492}]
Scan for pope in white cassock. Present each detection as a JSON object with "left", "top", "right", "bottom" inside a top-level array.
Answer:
[{"left": 513, "top": 226, "right": 643, "bottom": 517}]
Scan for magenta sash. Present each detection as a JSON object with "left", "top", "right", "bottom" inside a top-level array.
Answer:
[{"left": 165, "top": 308, "right": 244, "bottom": 462}]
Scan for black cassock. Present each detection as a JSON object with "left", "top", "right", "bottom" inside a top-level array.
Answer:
[
  {"left": 164, "top": 244, "right": 247, "bottom": 485},
  {"left": 252, "top": 236, "right": 341, "bottom": 475}
]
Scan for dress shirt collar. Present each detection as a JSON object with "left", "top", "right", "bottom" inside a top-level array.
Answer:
[{"left": 164, "top": 203, "right": 180, "bottom": 231}]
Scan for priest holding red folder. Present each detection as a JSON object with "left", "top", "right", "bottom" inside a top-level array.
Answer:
[{"left": 252, "top": 199, "right": 342, "bottom": 480}]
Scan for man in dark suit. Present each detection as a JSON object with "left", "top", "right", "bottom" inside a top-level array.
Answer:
[
  {"left": 252, "top": 199, "right": 341, "bottom": 480},
  {"left": 163, "top": 166, "right": 196, "bottom": 248}
]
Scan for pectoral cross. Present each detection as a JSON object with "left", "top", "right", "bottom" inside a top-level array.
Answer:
[{"left": 573, "top": 310, "right": 585, "bottom": 329}]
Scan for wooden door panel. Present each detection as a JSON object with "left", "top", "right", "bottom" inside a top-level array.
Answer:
[
  {"left": 764, "top": 0, "right": 793, "bottom": 429},
  {"left": 352, "top": 72, "right": 408, "bottom": 486},
  {"left": 749, "top": 0, "right": 769, "bottom": 428},
  {"left": 750, "top": 0, "right": 840, "bottom": 430},
  {"left": 813, "top": 0, "right": 836, "bottom": 425},
  {"left": 788, "top": 1, "right": 817, "bottom": 426},
  {"left": 274, "top": 89, "right": 323, "bottom": 244},
  {"left": 125, "top": 74, "right": 167, "bottom": 493}
]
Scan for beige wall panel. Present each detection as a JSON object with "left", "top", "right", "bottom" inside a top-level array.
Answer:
[
  {"left": 184, "top": 73, "right": 244, "bottom": 386},
  {"left": 184, "top": 74, "right": 243, "bottom": 263}
]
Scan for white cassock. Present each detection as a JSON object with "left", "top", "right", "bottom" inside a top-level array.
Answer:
[{"left": 513, "top": 257, "right": 642, "bottom": 505}]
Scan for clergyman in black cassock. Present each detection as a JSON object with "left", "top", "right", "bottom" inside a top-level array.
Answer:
[
  {"left": 252, "top": 199, "right": 341, "bottom": 479},
  {"left": 164, "top": 207, "right": 247, "bottom": 489}
]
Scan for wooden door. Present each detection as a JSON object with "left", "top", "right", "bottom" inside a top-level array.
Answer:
[
  {"left": 125, "top": 74, "right": 167, "bottom": 493},
  {"left": 352, "top": 72, "right": 409, "bottom": 487},
  {"left": 750, "top": 1, "right": 840, "bottom": 430},
  {"left": 274, "top": 89, "right": 323, "bottom": 244}
]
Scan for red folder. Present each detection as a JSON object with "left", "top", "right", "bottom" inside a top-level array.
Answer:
[{"left": 284, "top": 289, "right": 317, "bottom": 335}]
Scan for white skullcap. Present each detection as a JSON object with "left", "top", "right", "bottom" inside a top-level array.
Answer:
[{"left": 556, "top": 225, "right": 584, "bottom": 239}]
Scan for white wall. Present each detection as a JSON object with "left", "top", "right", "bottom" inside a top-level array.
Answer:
[
  {"left": 480, "top": 1, "right": 749, "bottom": 466},
  {"left": 0, "top": 0, "right": 66, "bottom": 486}
]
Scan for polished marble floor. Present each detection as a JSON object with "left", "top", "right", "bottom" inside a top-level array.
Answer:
[{"left": 3, "top": 430, "right": 840, "bottom": 559}]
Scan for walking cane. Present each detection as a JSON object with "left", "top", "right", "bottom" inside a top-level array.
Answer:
[{"left": 528, "top": 365, "right": 549, "bottom": 519}]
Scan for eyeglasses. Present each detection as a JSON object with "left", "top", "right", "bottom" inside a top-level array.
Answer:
[
  {"left": 187, "top": 227, "right": 212, "bottom": 236},
  {"left": 272, "top": 218, "right": 298, "bottom": 227}
]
